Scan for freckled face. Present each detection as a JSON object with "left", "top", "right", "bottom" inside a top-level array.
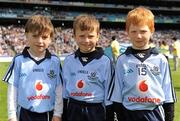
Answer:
[{"left": 127, "top": 24, "right": 153, "bottom": 50}]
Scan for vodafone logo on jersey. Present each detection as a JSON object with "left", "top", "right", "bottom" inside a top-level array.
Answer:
[
  {"left": 27, "top": 80, "right": 50, "bottom": 101},
  {"left": 76, "top": 80, "right": 85, "bottom": 89},
  {"left": 127, "top": 80, "right": 161, "bottom": 104},
  {"left": 71, "top": 80, "right": 92, "bottom": 97},
  {"left": 35, "top": 80, "right": 43, "bottom": 91},
  {"left": 138, "top": 80, "right": 148, "bottom": 92}
]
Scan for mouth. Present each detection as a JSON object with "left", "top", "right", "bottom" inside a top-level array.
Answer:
[
  {"left": 36, "top": 45, "right": 44, "bottom": 48},
  {"left": 80, "top": 44, "right": 91, "bottom": 48},
  {"left": 135, "top": 41, "right": 144, "bottom": 44}
]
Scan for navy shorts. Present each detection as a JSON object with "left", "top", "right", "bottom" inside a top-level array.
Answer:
[
  {"left": 19, "top": 107, "right": 53, "bottom": 121},
  {"left": 114, "top": 102, "right": 164, "bottom": 121},
  {"left": 66, "top": 98, "right": 105, "bottom": 121}
]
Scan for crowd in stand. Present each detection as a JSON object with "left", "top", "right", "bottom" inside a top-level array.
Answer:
[
  {"left": 0, "top": 25, "right": 179, "bottom": 56},
  {"left": 0, "top": 7, "right": 179, "bottom": 24}
]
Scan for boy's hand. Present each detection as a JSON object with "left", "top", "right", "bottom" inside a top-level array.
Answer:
[
  {"left": 52, "top": 116, "right": 61, "bottom": 121},
  {"left": 8, "top": 118, "right": 17, "bottom": 121}
]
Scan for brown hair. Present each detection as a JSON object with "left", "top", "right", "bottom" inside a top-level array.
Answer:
[
  {"left": 126, "top": 7, "right": 155, "bottom": 33},
  {"left": 25, "top": 15, "right": 54, "bottom": 38},
  {"left": 73, "top": 14, "right": 100, "bottom": 35}
]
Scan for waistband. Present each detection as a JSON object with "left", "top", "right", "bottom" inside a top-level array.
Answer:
[
  {"left": 69, "top": 98, "right": 102, "bottom": 106},
  {"left": 20, "top": 107, "right": 53, "bottom": 115}
]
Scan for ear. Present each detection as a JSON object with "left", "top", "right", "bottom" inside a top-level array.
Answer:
[
  {"left": 25, "top": 32, "right": 28, "bottom": 39},
  {"left": 125, "top": 30, "right": 129, "bottom": 36},
  {"left": 151, "top": 32, "right": 154, "bottom": 37},
  {"left": 97, "top": 32, "right": 100, "bottom": 39},
  {"left": 25, "top": 32, "right": 29, "bottom": 37}
]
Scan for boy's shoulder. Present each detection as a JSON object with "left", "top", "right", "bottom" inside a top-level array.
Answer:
[
  {"left": 12, "top": 53, "right": 24, "bottom": 61},
  {"left": 51, "top": 54, "right": 61, "bottom": 60},
  {"left": 64, "top": 52, "right": 75, "bottom": 60},
  {"left": 96, "top": 47, "right": 113, "bottom": 62},
  {"left": 102, "top": 53, "right": 114, "bottom": 63}
]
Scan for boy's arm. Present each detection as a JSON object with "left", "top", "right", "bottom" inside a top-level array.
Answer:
[
  {"left": 8, "top": 119, "right": 18, "bottom": 121},
  {"left": 162, "top": 103, "right": 175, "bottom": 121},
  {"left": 105, "top": 59, "right": 114, "bottom": 105},
  {"left": 61, "top": 60, "right": 69, "bottom": 121},
  {"left": 161, "top": 57, "right": 176, "bottom": 121},
  {"left": 52, "top": 116, "right": 61, "bottom": 121},
  {"left": 8, "top": 84, "right": 18, "bottom": 121},
  {"left": 105, "top": 60, "right": 115, "bottom": 121},
  {"left": 2, "top": 57, "right": 20, "bottom": 121},
  {"left": 53, "top": 84, "right": 63, "bottom": 118}
]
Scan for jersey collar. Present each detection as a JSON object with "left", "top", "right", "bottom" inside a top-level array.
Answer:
[
  {"left": 124, "top": 47, "right": 159, "bottom": 55},
  {"left": 124, "top": 47, "right": 159, "bottom": 62},
  {"left": 22, "top": 47, "right": 51, "bottom": 64},
  {"left": 74, "top": 47, "right": 104, "bottom": 66}
]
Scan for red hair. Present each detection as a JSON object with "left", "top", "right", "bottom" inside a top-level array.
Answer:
[{"left": 126, "top": 7, "right": 155, "bottom": 33}]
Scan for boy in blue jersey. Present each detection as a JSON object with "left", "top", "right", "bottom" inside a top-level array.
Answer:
[
  {"left": 108, "top": 7, "right": 176, "bottom": 121},
  {"left": 3, "top": 15, "right": 63, "bottom": 121},
  {"left": 62, "top": 14, "right": 114, "bottom": 121}
]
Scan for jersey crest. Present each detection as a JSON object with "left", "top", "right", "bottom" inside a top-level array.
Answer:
[
  {"left": 150, "top": 66, "right": 160, "bottom": 76},
  {"left": 87, "top": 71, "right": 98, "bottom": 81},
  {"left": 47, "top": 70, "right": 57, "bottom": 80}
]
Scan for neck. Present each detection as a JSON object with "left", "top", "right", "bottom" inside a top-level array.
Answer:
[{"left": 28, "top": 49, "right": 45, "bottom": 60}]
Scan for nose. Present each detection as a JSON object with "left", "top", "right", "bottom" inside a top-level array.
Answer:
[
  {"left": 37, "top": 36, "right": 43, "bottom": 43},
  {"left": 137, "top": 33, "right": 142, "bottom": 38},
  {"left": 84, "top": 37, "right": 90, "bottom": 42}
]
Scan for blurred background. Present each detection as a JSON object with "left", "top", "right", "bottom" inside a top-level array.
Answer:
[
  {"left": 0, "top": 0, "right": 179, "bottom": 57},
  {"left": 0, "top": 0, "right": 180, "bottom": 121}
]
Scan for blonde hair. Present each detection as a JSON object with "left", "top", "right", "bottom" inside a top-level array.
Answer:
[
  {"left": 73, "top": 14, "right": 100, "bottom": 35},
  {"left": 25, "top": 15, "right": 54, "bottom": 38},
  {"left": 126, "top": 7, "right": 155, "bottom": 33}
]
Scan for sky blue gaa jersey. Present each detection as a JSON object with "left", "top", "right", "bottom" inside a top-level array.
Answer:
[
  {"left": 3, "top": 47, "right": 62, "bottom": 113},
  {"left": 108, "top": 47, "right": 176, "bottom": 110},
  {"left": 62, "top": 48, "right": 114, "bottom": 105}
]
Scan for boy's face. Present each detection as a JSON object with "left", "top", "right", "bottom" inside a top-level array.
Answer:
[
  {"left": 74, "top": 28, "right": 99, "bottom": 53},
  {"left": 26, "top": 31, "right": 52, "bottom": 56},
  {"left": 127, "top": 24, "right": 153, "bottom": 50}
]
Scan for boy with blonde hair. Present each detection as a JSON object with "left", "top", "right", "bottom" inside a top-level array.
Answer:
[
  {"left": 62, "top": 14, "right": 114, "bottom": 121},
  {"left": 3, "top": 15, "right": 63, "bottom": 121},
  {"left": 108, "top": 7, "right": 176, "bottom": 121}
]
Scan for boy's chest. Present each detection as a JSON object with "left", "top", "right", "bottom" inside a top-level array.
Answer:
[
  {"left": 19, "top": 61, "right": 58, "bottom": 85},
  {"left": 68, "top": 64, "right": 102, "bottom": 82},
  {"left": 122, "top": 57, "right": 163, "bottom": 87},
  {"left": 64, "top": 59, "right": 107, "bottom": 85}
]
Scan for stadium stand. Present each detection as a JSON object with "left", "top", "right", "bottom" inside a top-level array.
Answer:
[{"left": 0, "top": 0, "right": 180, "bottom": 56}]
